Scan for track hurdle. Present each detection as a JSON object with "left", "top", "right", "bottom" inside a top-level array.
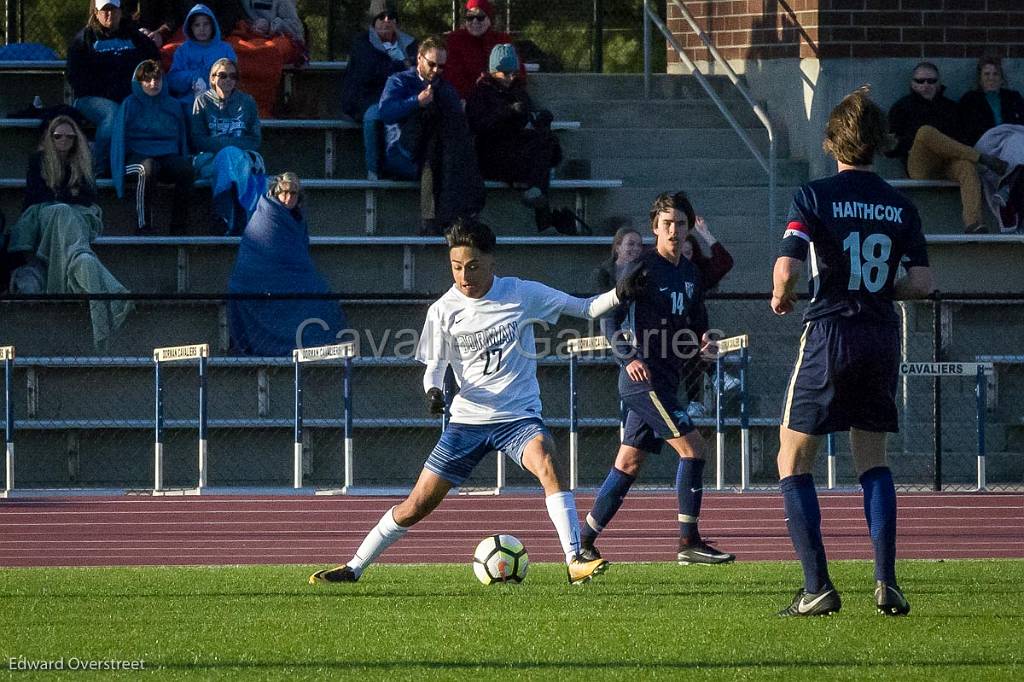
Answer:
[
  {"left": 566, "top": 335, "right": 625, "bottom": 491},
  {"left": 899, "top": 361, "right": 993, "bottom": 490},
  {"left": 2, "top": 346, "right": 13, "bottom": 495},
  {"left": 826, "top": 433, "right": 838, "bottom": 489},
  {"left": 153, "top": 344, "right": 209, "bottom": 493},
  {"left": 293, "top": 342, "right": 356, "bottom": 491},
  {"left": 714, "top": 334, "right": 750, "bottom": 490}
]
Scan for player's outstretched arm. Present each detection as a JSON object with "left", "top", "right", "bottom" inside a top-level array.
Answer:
[
  {"left": 771, "top": 256, "right": 802, "bottom": 315},
  {"left": 893, "top": 266, "right": 935, "bottom": 300}
]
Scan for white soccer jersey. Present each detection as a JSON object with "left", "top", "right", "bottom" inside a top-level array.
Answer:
[{"left": 416, "top": 276, "right": 606, "bottom": 424}]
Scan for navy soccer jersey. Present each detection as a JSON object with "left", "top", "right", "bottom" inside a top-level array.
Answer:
[
  {"left": 779, "top": 170, "right": 929, "bottom": 324},
  {"left": 605, "top": 248, "right": 707, "bottom": 397}
]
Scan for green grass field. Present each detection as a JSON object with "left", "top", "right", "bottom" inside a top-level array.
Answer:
[{"left": 2, "top": 560, "right": 1022, "bottom": 680}]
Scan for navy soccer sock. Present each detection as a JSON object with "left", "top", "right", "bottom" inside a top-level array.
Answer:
[
  {"left": 581, "top": 467, "right": 636, "bottom": 544},
  {"left": 780, "top": 473, "right": 831, "bottom": 594},
  {"left": 860, "top": 466, "right": 898, "bottom": 584},
  {"left": 676, "top": 458, "right": 705, "bottom": 545}
]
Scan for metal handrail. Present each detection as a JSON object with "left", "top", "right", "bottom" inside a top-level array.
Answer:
[{"left": 642, "top": 0, "right": 777, "bottom": 234}]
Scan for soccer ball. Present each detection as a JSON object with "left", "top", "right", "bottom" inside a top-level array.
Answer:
[{"left": 473, "top": 534, "right": 529, "bottom": 585}]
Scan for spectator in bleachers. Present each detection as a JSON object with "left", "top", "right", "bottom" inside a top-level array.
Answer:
[
  {"left": 591, "top": 224, "right": 643, "bottom": 292},
  {"left": 887, "top": 61, "right": 1007, "bottom": 234},
  {"left": 237, "top": 0, "right": 306, "bottom": 64},
  {"left": 6, "top": 116, "right": 131, "bottom": 348},
  {"left": 680, "top": 215, "right": 735, "bottom": 417},
  {"left": 341, "top": 0, "right": 417, "bottom": 180},
  {"left": 125, "top": 0, "right": 245, "bottom": 46},
  {"left": 227, "top": 172, "right": 348, "bottom": 356},
  {"left": 68, "top": 0, "right": 161, "bottom": 176},
  {"left": 111, "top": 60, "right": 195, "bottom": 234},
  {"left": 166, "top": 4, "right": 237, "bottom": 106},
  {"left": 124, "top": 0, "right": 177, "bottom": 46},
  {"left": 467, "top": 44, "right": 581, "bottom": 234},
  {"left": 959, "top": 56, "right": 1024, "bottom": 233},
  {"left": 445, "top": 0, "right": 525, "bottom": 102},
  {"left": 379, "top": 36, "right": 485, "bottom": 234},
  {"left": 228, "top": 0, "right": 305, "bottom": 116},
  {"left": 191, "top": 57, "right": 264, "bottom": 234}
]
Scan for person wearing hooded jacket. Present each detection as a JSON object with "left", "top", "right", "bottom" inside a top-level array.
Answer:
[
  {"left": 166, "top": 4, "right": 238, "bottom": 106},
  {"left": 341, "top": 0, "right": 418, "bottom": 179},
  {"left": 192, "top": 57, "right": 264, "bottom": 234},
  {"left": 68, "top": 0, "right": 161, "bottom": 175},
  {"left": 467, "top": 44, "right": 578, "bottom": 234},
  {"left": 111, "top": 59, "right": 195, "bottom": 233}
]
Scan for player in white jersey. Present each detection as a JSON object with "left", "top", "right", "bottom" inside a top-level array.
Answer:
[{"left": 309, "top": 218, "right": 644, "bottom": 585}]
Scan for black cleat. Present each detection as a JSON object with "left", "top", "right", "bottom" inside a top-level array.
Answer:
[
  {"left": 875, "top": 581, "right": 910, "bottom": 616},
  {"left": 778, "top": 585, "right": 842, "bottom": 617},
  {"left": 308, "top": 564, "right": 359, "bottom": 584},
  {"left": 578, "top": 539, "right": 602, "bottom": 562},
  {"left": 677, "top": 539, "right": 735, "bottom": 565}
]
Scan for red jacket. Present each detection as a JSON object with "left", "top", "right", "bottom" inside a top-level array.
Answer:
[{"left": 443, "top": 27, "right": 525, "bottom": 100}]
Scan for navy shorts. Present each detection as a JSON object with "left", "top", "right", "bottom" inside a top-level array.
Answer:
[
  {"left": 782, "top": 317, "right": 900, "bottom": 435},
  {"left": 621, "top": 387, "right": 696, "bottom": 454},
  {"left": 424, "top": 418, "right": 550, "bottom": 486}
]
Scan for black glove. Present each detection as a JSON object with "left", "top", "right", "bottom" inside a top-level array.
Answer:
[
  {"left": 615, "top": 261, "right": 647, "bottom": 301},
  {"left": 510, "top": 101, "right": 527, "bottom": 114},
  {"left": 425, "top": 387, "right": 445, "bottom": 415},
  {"left": 533, "top": 109, "right": 553, "bottom": 129}
]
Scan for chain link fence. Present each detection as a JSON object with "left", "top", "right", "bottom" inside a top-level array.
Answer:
[
  {"left": 3, "top": 0, "right": 660, "bottom": 71},
  {"left": 2, "top": 292, "right": 1021, "bottom": 492}
]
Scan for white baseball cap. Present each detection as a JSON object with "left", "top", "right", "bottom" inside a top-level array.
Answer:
[{"left": 95, "top": 0, "right": 121, "bottom": 9}]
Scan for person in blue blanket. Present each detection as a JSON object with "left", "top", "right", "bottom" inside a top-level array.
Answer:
[
  {"left": 111, "top": 59, "right": 195, "bottom": 233},
  {"left": 167, "top": 4, "right": 238, "bottom": 107},
  {"left": 228, "top": 172, "right": 348, "bottom": 356}
]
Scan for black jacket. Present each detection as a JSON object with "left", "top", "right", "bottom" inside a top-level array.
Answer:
[
  {"left": 67, "top": 21, "right": 160, "bottom": 102},
  {"left": 466, "top": 75, "right": 560, "bottom": 188},
  {"left": 23, "top": 152, "right": 98, "bottom": 211},
  {"left": 340, "top": 31, "right": 417, "bottom": 121},
  {"left": 958, "top": 88, "right": 1024, "bottom": 146},
  {"left": 887, "top": 88, "right": 963, "bottom": 163}
]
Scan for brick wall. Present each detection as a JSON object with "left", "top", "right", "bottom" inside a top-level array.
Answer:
[{"left": 667, "top": 0, "right": 1024, "bottom": 64}]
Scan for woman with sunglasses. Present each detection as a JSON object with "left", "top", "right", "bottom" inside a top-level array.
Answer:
[
  {"left": 191, "top": 57, "right": 264, "bottom": 234},
  {"left": 8, "top": 115, "right": 132, "bottom": 347},
  {"left": 341, "top": 0, "right": 417, "bottom": 180},
  {"left": 24, "top": 117, "right": 97, "bottom": 211},
  {"left": 444, "top": 0, "right": 525, "bottom": 101}
]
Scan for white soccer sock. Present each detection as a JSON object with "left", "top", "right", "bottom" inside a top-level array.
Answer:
[
  {"left": 545, "top": 491, "right": 582, "bottom": 564},
  {"left": 347, "top": 506, "right": 408, "bottom": 576}
]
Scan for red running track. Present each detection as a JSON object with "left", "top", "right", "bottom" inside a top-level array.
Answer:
[{"left": 1, "top": 492, "right": 1022, "bottom": 568}]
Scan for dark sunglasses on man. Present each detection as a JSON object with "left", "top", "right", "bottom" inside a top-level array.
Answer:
[
  {"left": 465, "top": 13, "right": 487, "bottom": 22},
  {"left": 912, "top": 77, "right": 938, "bottom": 85}
]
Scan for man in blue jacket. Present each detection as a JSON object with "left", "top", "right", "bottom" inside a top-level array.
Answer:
[{"left": 379, "top": 35, "right": 485, "bottom": 235}]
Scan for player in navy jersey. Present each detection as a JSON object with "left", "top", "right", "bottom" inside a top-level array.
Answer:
[
  {"left": 309, "top": 218, "right": 645, "bottom": 587},
  {"left": 579, "top": 192, "right": 735, "bottom": 566},
  {"left": 772, "top": 87, "right": 934, "bottom": 616}
]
